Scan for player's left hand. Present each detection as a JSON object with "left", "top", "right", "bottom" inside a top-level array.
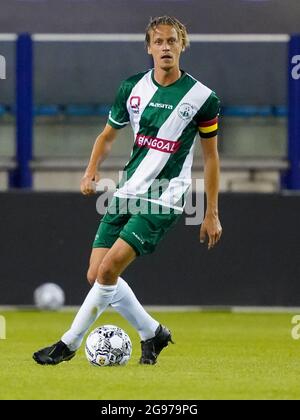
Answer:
[{"left": 200, "top": 214, "right": 222, "bottom": 250}]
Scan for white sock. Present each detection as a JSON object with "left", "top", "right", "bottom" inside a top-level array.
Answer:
[
  {"left": 61, "top": 282, "right": 117, "bottom": 351},
  {"left": 111, "top": 277, "right": 159, "bottom": 341}
]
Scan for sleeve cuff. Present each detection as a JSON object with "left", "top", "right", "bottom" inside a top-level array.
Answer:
[{"left": 108, "top": 116, "right": 129, "bottom": 130}]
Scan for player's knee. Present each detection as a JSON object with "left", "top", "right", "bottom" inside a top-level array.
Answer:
[
  {"left": 87, "top": 268, "right": 97, "bottom": 286},
  {"left": 97, "top": 260, "right": 117, "bottom": 285}
]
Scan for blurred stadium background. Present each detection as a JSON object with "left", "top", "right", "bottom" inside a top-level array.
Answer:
[
  {"left": 0, "top": 0, "right": 300, "bottom": 307},
  {"left": 1, "top": 0, "right": 300, "bottom": 402}
]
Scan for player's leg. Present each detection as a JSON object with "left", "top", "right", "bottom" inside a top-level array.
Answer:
[
  {"left": 85, "top": 247, "right": 162, "bottom": 347},
  {"left": 32, "top": 248, "right": 111, "bottom": 366},
  {"left": 111, "top": 277, "right": 174, "bottom": 365},
  {"left": 84, "top": 199, "right": 162, "bottom": 343},
  {"left": 86, "top": 196, "right": 132, "bottom": 286},
  {"left": 85, "top": 247, "right": 163, "bottom": 356},
  {"left": 87, "top": 247, "right": 110, "bottom": 285},
  {"left": 111, "top": 277, "right": 160, "bottom": 341},
  {"left": 96, "top": 237, "right": 136, "bottom": 285},
  {"left": 33, "top": 238, "right": 137, "bottom": 365},
  {"left": 60, "top": 238, "right": 136, "bottom": 346},
  {"left": 86, "top": 247, "right": 162, "bottom": 345},
  {"left": 111, "top": 204, "right": 182, "bottom": 364}
]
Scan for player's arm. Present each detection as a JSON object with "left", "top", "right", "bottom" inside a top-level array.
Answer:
[
  {"left": 196, "top": 91, "right": 222, "bottom": 250},
  {"left": 81, "top": 124, "right": 118, "bottom": 195},
  {"left": 81, "top": 80, "right": 130, "bottom": 195},
  {"left": 200, "top": 135, "right": 222, "bottom": 249}
]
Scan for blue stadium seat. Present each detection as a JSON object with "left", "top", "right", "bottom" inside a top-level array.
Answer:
[
  {"left": 273, "top": 106, "right": 288, "bottom": 117},
  {"left": 0, "top": 105, "right": 6, "bottom": 116},
  {"left": 34, "top": 105, "right": 61, "bottom": 116},
  {"left": 64, "top": 105, "right": 99, "bottom": 116},
  {"left": 222, "top": 106, "right": 273, "bottom": 117}
]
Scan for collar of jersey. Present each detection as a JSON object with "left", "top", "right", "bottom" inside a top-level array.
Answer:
[{"left": 151, "top": 69, "right": 186, "bottom": 89}]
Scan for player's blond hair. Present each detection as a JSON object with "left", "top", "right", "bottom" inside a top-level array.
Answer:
[{"left": 145, "top": 16, "right": 190, "bottom": 51}]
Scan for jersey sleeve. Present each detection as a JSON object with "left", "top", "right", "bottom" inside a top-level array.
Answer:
[
  {"left": 107, "top": 81, "right": 130, "bottom": 129},
  {"left": 194, "top": 92, "right": 220, "bottom": 139}
]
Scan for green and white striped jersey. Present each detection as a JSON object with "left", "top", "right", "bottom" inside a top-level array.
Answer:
[{"left": 108, "top": 69, "right": 220, "bottom": 211}]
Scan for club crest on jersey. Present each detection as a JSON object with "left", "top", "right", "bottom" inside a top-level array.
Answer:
[
  {"left": 178, "top": 103, "right": 194, "bottom": 120},
  {"left": 130, "top": 96, "right": 141, "bottom": 114}
]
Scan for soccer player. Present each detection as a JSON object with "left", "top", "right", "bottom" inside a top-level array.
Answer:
[{"left": 33, "top": 16, "right": 222, "bottom": 366}]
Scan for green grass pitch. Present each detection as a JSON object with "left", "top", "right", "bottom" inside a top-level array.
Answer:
[{"left": 0, "top": 310, "right": 300, "bottom": 400}]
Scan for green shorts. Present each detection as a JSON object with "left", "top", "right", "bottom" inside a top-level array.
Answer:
[{"left": 93, "top": 196, "right": 183, "bottom": 256}]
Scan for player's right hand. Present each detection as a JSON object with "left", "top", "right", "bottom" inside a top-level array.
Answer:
[{"left": 80, "top": 173, "right": 100, "bottom": 195}]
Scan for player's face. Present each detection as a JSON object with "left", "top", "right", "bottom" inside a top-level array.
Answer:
[{"left": 148, "top": 25, "right": 183, "bottom": 71}]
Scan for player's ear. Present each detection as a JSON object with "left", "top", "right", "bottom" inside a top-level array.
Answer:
[{"left": 147, "top": 45, "right": 152, "bottom": 55}]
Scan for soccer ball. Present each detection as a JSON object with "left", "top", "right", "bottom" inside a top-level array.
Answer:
[
  {"left": 85, "top": 325, "right": 132, "bottom": 367},
  {"left": 34, "top": 283, "right": 65, "bottom": 310}
]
